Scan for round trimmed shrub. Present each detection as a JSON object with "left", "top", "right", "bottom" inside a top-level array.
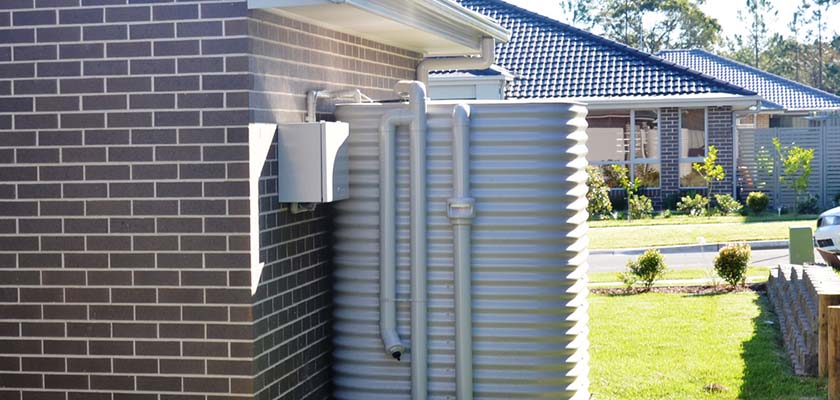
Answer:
[
  {"left": 624, "top": 248, "right": 667, "bottom": 289},
  {"left": 629, "top": 195, "right": 653, "bottom": 219},
  {"left": 746, "top": 191, "right": 769, "bottom": 214},
  {"left": 714, "top": 194, "right": 743, "bottom": 215},
  {"left": 714, "top": 243, "right": 751, "bottom": 287}
]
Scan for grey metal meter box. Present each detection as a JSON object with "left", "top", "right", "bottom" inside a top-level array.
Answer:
[{"left": 276, "top": 121, "right": 350, "bottom": 203}]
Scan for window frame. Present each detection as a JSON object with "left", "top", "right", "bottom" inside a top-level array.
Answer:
[
  {"left": 588, "top": 108, "right": 662, "bottom": 189},
  {"left": 678, "top": 107, "right": 708, "bottom": 189}
]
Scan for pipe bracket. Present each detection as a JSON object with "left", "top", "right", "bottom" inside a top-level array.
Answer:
[{"left": 447, "top": 197, "right": 475, "bottom": 220}]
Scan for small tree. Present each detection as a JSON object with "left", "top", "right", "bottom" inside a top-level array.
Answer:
[
  {"left": 692, "top": 145, "right": 725, "bottom": 214},
  {"left": 610, "top": 164, "right": 641, "bottom": 221},
  {"left": 585, "top": 166, "right": 612, "bottom": 218},
  {"left": 772, "top": 137, "right": 814, "bottom": 211}
]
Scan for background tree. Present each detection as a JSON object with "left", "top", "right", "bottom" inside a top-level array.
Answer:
[
  {"left": 735, "top": 0, "right": 777, "bottom": 68},
  {"left": 560, "top": 0, "right": 598, "bottom": 29}
]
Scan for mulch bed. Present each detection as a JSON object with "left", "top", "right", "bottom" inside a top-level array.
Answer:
[{"left": 591, "top": 282, "right": 766, "bottom": 296}]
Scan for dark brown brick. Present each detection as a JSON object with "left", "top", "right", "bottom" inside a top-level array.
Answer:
[
  {"left": 59, "top": 43, "right": 103, "bottom": 59},
  {"left": 205, "top": 181, "right": 248, "bottom": 197},
  {"left": 107, "top": 112, "right": 152, "bottom": 128},
  {"left": 15, "top": 114, "right": 58, "bottom": 130},
  {"left": 60, "top": 8, "right": 103, "bottom": 24},
  {"left": 44, "top": 374, "right": 87, "bottom": 390},
  {"left": 114, "top": 357, "right": 157, "bottom": 373},
  {"left": 87, "top": 270, "right": 130, "bottom": 286},
  {"left": 43, "top": 339, "right": 85, "bottom": 355},
  {"left": 65, "top": 288, "right": 108, "bottom": 303},
  {"left": 41, "top": 235, "right": 84, "bottom": 251},
  {"left": 0, "top": 340, "right": 40, "bottom": 355},
  {"left": 69, "top": 392, "right": 110, "bottom": 400},
  {"left": 109, "top": 182, "right": 154, "bottom": 198},
  {"left": 42, "top": 270, "right": 84, "bottom": 285},
  {"left": 206, "top": 288, "right": 250, "bottom": 304},
  {"left": 82, "top": 94, "right": 126, "bottom": 110},
  {"left": 110, "top": 217, "right": 154, "bottom": 233},
  {"left": 0, "top": 356, "right": 20, "bottom": 371},
  {"left": 13, "top": 10, "right": 55, "bottom": 26},
  {"left": 18, "top": 252, "right": 61, "bottom": 268},
  {"left": 181, "top": 271, "right": 225, "bottom": 286},
  {"left": 0, "top": 236, "right": 38, "bottom": 251},
  {"left": 158, "top": 288, "right": 202, "bottom": 304},
  {"left": 37, "top": 26, "right": 80, "bottom": 43},
  {"left": 86, "top": 164, "right": 130, "bottom": 180},
  {"left": 18, "top": 148, "right": 59, "bottom": 163},
  {"left": 129, "top": 93, "right": 174, "bottom": 110},
  {"left": 178, "top": 93, "right": 223, "bottom": 109},
  {"left": 105, "top": 6, "right": 150, "bottom": 23},
  {"left": 152, "top": 3, "right": 196, "bottom": 21},
  {"left": 201, "top": 37, "right": 247, "bottom": 55},
  {"left": 0, "top": 288, "right": 18, "bottom": 302},
  {"left": 39, "top": 130, "right": 81, "bottom": 146},
  {"left": 34, "top": 95, "right": 80, "bottom": 112},
  {"left": 0, "top": 28, "right": 35, "bottom": 43},
  {"left": 156, "top": 145, "right": 200, "bottom": 161},
  {"left": 109, "top": 146, "right": 152, "bottom": 162},
  {"left": 0, "top": 97, "right": 32, "bottom": 112},
  {"left": 0, "top": 323, "right": 20, "bottom": 337},
  {"left": 0, "top": 305, "right": 41, "bottom": 320},
  {"left": 132, "top": 235, "right": 177, "bottom": 251},
  {"left": 177, "top": 56, "right": 223, "bottom": 73},
  {"left": 0, "top": 271, "right": 39, "bottom": 286},
  {"left": 180, "top": 235, "right": 226, "bottom": 251},
  {"left": 154, "top": 39, "right": 198, "bottom": 56},
  {"left": 106, "top": 41, "right": 150, "bottom": 58},
  {"left": 62, "top": 146, "right": 105, "bottom": 162},
  {"left": 160, "top": 359, "right": 203, "bottom": 374},
  {"left": 90, "top": 374, "right": 133, "bottom": 391},
  {"left": 60, "top": 77, "right": 103, "bottom": 94},
  {"left": 203, "top": 73, "right": 249, "bottom": 90},
  {"left": 64, "top": 218, "right": 107, "bottom": 234},
  {"left": 205, "top": 217, "right": 248, "bottom": 233},
  {"left": 40, "top": 165, "right": 83, "bottom": 181},
  {"left": 67, "top": 322, "right": 110, "bottom": 338},
  {"left": 156, "top": 217, "right": 202, "bottom": 233},
  {"left": 135, "top": 340, "right": 179, "bottom": 356},
  {"left": 17, "top": 183, "right": 61, "bottom": 199},
  {"left": 109, "top": 253, "right": 154, "bottom": 268},
  {"left": 183, "top": 377, "right": 228, "bottom": 393},
  {"left": 201, "top": 1, "right": 246, "bottom": 18},
  {"left": 0, "top": 373, "right": 42, "bottom": 389},
  {"left": 0, "top": 167, "right": 37, "bottom": 181},
  {"left": 21, "top": 322, "right": 65, "bottom": 337},
  {"left": 19, "top": 288, "right": 62, "bottom": 303},
  {"left": 43, "top": 305, "right": 86, "bottom": 320},
  {"left": 67, "top": 358, "right": 110, "bottom": 373},
  {"left": 15, "top": 79, "right": 56, "bottom": 94},
  {"left": 89, "top": 306, "right": 133, "bottom": 321},
  {"left": 61, "top": 112, "right": 105, "bottom": 129},
  {"left": 86, "top": 200, "right": 130, "bottom": 215},
  {"left": 85, "top": 129, "right": 129, "bottom": 145},
  {"left": 84, "top": 59, "right": 127, "bottom": 76},
  {"left": 154, "top": 111, "right": 199, "bottom": 127},
  {"left": 182, "top": 306, "right": 226, "bottom": 321},
  {"left": 177, "top": 20, "right": 222, "bottom": 37},
  {"left": 156, "top": 252, "right": 202, "bottom": 269},
  {"left": 137, "top": 376, "right": 180, "bottom": 392},
  {"left": 0, "top": 201, "right": 38, "bottom": 216},
  {"left": 18, "top": 218, "right": 61, "bottom": 233},
  {"left": 130, "top": 22, "right": 173, "bottom": 39},
  {"left": 0, "top": 63, "right": 35, "bottom": 79},
  {"left": 134, "top": 270, "right": 177, "bottom": 286},
  {"left": 106, "top": 76, "right": 150, "bottom": 92},
  {"left": 203, "top": 145, "right": 248, "bottom": 161},
  {"left": 160, "top": 323, "right": 203, "bottom": 339},
  {"left": 63, "top": 183, "right": 107, "bottom": 198},
  {"left": 156, "top": 182, "right": 201, "bottom": 198},
  {"left": 111, "top": 289, "right": 155, "bottom": 304},
  {"left": 82, "top": 24, "right": 125, "bottom": 41},
  {"left": 132, "top": 199, "right": 177, "bottom": 215},
  {"left": 207, "top": 359, "right": 250, "bottom": 376},
  {"left": 153, "top": 75, "right": 198, "bottom": 92},
  {"left": 136, "top": 305, "right": 179, "bottom": 321}
]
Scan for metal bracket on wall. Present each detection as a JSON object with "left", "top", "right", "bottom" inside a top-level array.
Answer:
[{"left": 290, "top": 202, "right": 317, "bottom": 214}]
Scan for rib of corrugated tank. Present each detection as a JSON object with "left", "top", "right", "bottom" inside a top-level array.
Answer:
[{"left": 332, "top": 100, "right": 590, "bottom": 400}]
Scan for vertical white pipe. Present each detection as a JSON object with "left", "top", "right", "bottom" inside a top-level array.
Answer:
[
  {"left": 378, "top": 109, "right": 412, "bottom": 360},
  {"left": 450, "top": 104, "right": 475, "bottom": 400}
]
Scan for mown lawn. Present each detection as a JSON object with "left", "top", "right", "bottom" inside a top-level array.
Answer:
[
  {"left": 589, "top": 217, "right": 816, "bottom": 249},
  {"left": 589, "top": 292, "right": 825, "bottom": 400},
  {"left": 588, "top": 266, "right": 771, "bottom": 284}
]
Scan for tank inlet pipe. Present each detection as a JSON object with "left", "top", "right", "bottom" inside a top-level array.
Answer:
[
  {"left": 305, "top": 89, "right": 371, "bottom": 122},
  {"left": 377, "top": 81, "right": 429, "bottom": 400},
  {"left": 417, "top": 37, "right": 495, "bottom": 86},
  {"left": 449, "top": 103, "right": 475, "bottom": 400}
]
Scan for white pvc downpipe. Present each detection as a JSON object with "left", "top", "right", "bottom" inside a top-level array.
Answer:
[
  {"left": 417, "top": 37, "right": 496, "bottom": 86},
  {"left": 377, "top": 81, "right": 429, "bottom": 400},
  {"left": 449, "top": 104, "right": 475, "bottom": 400},
  {"left": 306, "top": 89, "right": 367, "bottom": 122}
]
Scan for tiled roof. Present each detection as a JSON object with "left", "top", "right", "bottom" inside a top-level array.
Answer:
[
  {"left": 446, "top": 0, "right": 755, "bottom": 99},
  {"left": 658, "top": 49, "right": 840, "bottom": 111}
]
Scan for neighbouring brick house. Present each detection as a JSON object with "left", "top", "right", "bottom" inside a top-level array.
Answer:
[
  {"left": 430, "top": 0, "right": 765, "bottom": 208},
  {"left": 0, "top": 1, "right": 505, "bottom": 399}
]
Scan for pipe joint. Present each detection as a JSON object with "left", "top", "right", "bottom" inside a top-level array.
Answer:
[{"left": 447, "top": 197, "right": 475, "bottom": 222}]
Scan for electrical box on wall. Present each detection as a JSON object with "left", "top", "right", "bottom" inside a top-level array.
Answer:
[{"left": 276, "top": 122, "right": 350, "bottom": 203}]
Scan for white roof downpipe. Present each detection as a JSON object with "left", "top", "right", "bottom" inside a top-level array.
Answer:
[{"left": 417, "top": 37, "right": 496, "bottom": 86}]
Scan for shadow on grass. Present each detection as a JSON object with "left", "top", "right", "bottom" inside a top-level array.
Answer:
[
  {"left": 741, "top": 213, "right": 819, "bottom": 224},
  {"left": 737, "top": 294, "right": 826, "bottom": 399}
]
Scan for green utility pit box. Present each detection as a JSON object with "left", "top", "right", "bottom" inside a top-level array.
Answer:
[{"left": 790, "top": 226, "right": 815, "bottom": 265}]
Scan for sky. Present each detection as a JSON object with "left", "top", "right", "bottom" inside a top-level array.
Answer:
[{"left": 501, "top": 0, "right": 840, "bottom": 46}]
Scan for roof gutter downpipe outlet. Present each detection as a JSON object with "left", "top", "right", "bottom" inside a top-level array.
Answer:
[
  {"left": 377, "top": 81, "right": 429, "bottom": 400},
  {"left": 450, "top": 104, "right": 475, "bottom": 400},
  {"left": 417, "top": 37, "right": 496, "bottom": 86}
]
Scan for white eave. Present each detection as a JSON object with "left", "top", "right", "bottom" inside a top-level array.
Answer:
[
  {"left": 573, "top": 93, "right": 764, "bottom": 111},
  {"left": 247, "top": 0, "right": 511, "bottom": 56}
]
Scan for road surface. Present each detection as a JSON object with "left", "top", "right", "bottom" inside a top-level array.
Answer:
[{"left": 589, "top": 247, "right": 822, "bottom": 273}]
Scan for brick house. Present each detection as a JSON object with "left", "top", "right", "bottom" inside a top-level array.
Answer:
[
  {"left": 429, "top": 0, "right": 764, "bottom": 208},
  {"left": 0, "top": 1, "right": 506, "bottom": 399}
]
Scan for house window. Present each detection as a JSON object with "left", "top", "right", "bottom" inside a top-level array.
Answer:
[
  {"left": 679, "top": 108, "right": 707, "bottom": 188},
  {"left": 588, "top": 109, "right": 660, "bottom": 188}
]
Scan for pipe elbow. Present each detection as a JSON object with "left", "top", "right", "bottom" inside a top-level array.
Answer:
[{"left": 452, "top": 103, "right": 471, "bottom": 120}]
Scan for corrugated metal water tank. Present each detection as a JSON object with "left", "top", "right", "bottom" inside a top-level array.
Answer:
[{"left": 332, "top": 100, "right": 589, "bottom": 400}]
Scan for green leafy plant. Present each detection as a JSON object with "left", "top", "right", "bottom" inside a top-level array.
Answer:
[
  {"left": 692, "top": 145, "right": 725, "bottom": 214},
  {"left": 610, "top": 164, "right": 644, "bottom": 221},
  {"left": 746, "top": 191, "right": 769, "bottom": 214},
  {"left": 586, "top": 165, "right": 613, "bottom": 219},
  {"left": 629, "top": 194, "right": 653, "bottom": 219},
  {"left": 660, "top": 209, "right": 672, "bottom": 219},
  {"left": 714, "top": 194, "right": 743, "bottom": 215},
  {"left": 714, "top": 243, "right": 751, "bottom": 287},
  {"left": 677, "top": 194, "right": 710, "bottom": 216},
  {"left": 796, "top": 194, "right": 819, "bottom": 215},
  {"left": 772, "top": 137, "right": 814, "bottom": 211},
  {"left": 621, "top": 248, "right": 667, "bottom": 290}
]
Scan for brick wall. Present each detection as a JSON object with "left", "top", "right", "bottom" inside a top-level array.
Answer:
[
  {"left": 659, "top": 107, "right": 680, "bottom": 204},
  {"left": 0, "top": 1, "right": 419, "bottom": 400},
  {"left": 246, "top": 9, "right": 419, "bottom": 400},
  {"left": 707, "top": 106, "right": 734, "bottom": 196}
]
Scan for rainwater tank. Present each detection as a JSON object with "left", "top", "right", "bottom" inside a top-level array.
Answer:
[{"left": 331, "top": 100, "right": 589, "bottom": 399}]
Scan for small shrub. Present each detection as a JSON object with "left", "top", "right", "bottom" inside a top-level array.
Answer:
[
  {"left": 796, "top": 194, "right": 819, "bottom": 215},
  {"left": 714, "top": 243, "right": 751, "bottom": 287},
  {"left": 624, "top": 249, "right": 667, "bottom": 289},
  {"left": 616, "top": 271, "right": 637, "bottom": 289},
  {"left": 677, "top": 194, "right": 709, "bottom": 216},
  {"left": 585, "top": 166, "right": 613, "bottom": 218},
  {"left": 714, "top": 194, "right": 743, "bottom": 215},
  {"left": 629, "top": 195, "right": 653, "bottom": 219},
  {"left": 746, "top": 191, "right": 769, "bottom": 214},
  {"left": 660, "top": 209, "right": 672, "bottom": 219}
]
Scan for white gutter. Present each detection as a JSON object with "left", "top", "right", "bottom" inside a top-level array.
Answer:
[
  {"left": 574, "top": 94, "right": 764, "bottom": 110},
  {"left": 418, "top": 37, "right": 496, "bottom": 86},
  {"left": 449, "top": 104, "right": 475, "bottom": 400}
]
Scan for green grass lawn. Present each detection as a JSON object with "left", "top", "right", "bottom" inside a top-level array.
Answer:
[
  {"left": 589, "top": 292, "right": 825, "bottom": 400},
  {"left": 589, "top": 216, "right": 816, "bottom": 249},
  {"left": 588, "top": 266, "right": 771, "bottom": 284}
]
